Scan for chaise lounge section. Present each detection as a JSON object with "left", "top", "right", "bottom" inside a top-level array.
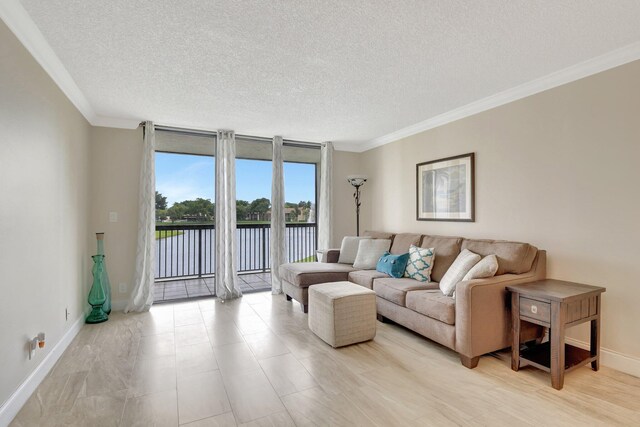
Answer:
[{"left": 278, "top": 231, "right": 546, "bottom": 367}]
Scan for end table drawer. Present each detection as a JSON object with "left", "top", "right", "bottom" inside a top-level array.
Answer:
[{"left": 519, "top": 297, "right": 550, "bottom": 323}]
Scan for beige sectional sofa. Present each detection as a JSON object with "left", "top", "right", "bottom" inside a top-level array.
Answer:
[{"left": 279, "top": 231, "right": 546, "bottom": 368}]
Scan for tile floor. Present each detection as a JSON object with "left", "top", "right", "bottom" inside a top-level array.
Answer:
[
  {"left": 154, "top": 273, "right": 271, "bottom": 302},
  {"left": 10, "top": 292, "right": 640, "bottom": 426}
]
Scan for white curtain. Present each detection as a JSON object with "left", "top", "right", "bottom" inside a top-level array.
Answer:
[
  {"left": 125, "top": 121, "right": 156, "bottom": 313},
  {"left": 215, "top": 130, "right": 242, "bottom": 301},
  {"left": 317, "top": 141, "right": 334, "bottom": 250},
  {"left": 270, "top": 136, "right": 285, "bottom": 294}
]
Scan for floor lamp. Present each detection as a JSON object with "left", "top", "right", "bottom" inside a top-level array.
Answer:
[{"left": 347, "top": 175, "right": 367, "bottom": 236}]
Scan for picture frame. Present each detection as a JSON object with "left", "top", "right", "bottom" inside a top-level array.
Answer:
[{"left": 416, "top": 153, "right": 475, "bottom": 222}]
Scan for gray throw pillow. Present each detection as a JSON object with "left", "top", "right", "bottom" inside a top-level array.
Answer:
[
  {"left": 439, "top": 249, "right": 481, "bottom": 296},
  {"left": 353, "top": 239, "right": 392, "bottom": 269},
  {"left": 338, "top": 236, "right": 372, "bottom": 264},
  {"left": 462, "top": 254, "right": 498, "bottom": 281}
]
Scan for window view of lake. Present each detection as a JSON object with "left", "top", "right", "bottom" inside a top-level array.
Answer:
[{"left": 154, "top": 152, "right": 317, "bottom": 296}]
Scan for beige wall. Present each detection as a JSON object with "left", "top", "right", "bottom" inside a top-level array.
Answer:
[
  {"left": 359, "top": 60, "right": 640, "bottom": 361},
  {"left": 0, "top": 20, "right": 91, "bottom": 407},
  {"left": 89, "top": 127, "right": 143, "bottom": 309}
]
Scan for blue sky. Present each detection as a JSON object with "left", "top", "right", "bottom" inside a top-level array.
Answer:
[{"left": 155, "top": 153, "right": 316, "bottom": 206}]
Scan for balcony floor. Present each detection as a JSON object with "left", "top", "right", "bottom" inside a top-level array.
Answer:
[{"left": 154, "top": 272, "right": 271, "bottom": 302}]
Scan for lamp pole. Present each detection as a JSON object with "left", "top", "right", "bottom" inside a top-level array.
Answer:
[
  {"left": 353, "top": 183, "right": 363, "bottom": 236},
  {"left": 347, "top": 176, "right": 367, "bottom": 236}
]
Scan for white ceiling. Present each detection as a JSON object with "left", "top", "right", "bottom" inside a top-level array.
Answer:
[{"left": 10, "top": 0, "right": 640, "bottom": 150}]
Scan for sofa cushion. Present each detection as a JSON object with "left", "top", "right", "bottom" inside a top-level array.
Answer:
[
  {"left": 348, "top": 270, "right": 388, "bottom": 289},
  {"left": 439, "top": 249, "right": 482, "bottom": 296},
  {"left": 390, "top": 233, "right": 422, "bottom": 254},
  {"left": 364, "top": 230, "right": 395, "bottom": 241},
  {"left": 376, "top": 252, "right": 410, "bottom": 278},
  {"left": 463, "top": 254, "right": 498, "bottom": 281},
  {"left": 353, "top": 239, "right": 392, "bottom": 269},
  {"left": 404, "top": 245, "right": 435, "bottom": 282},
  {"left": 462, "top": 239, "right": 538, "bottom": 275},
  {"left": 280, "top": 262, "right": 357, "bottom": 287},
  {"left": 373, "top": 277, "right": 439, "bottom": 306},
  {"left": 338, "top": 236, "right": 371, "bottom": 264},
  {"left": 406, "top": 290, "right": 456, "bottom": 325},
  {"left": 420, "top": 235, "right": 463, "bottom": 283}
]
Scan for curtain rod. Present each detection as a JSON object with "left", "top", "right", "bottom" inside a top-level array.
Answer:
[{"left": 142, "top": 123, "right": 322, "bottom": 149}]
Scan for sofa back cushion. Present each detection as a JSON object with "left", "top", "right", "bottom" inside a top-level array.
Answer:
[
  {"left": 364, "top": 230, "right": 395, "bottom": 241},
  {"left": 420, "top": 235, "right": 463, "bottom": 283},
  {"left": 461, "top": 239, "right": 538, "bottom": 275},
  {"left": 390, "top": 233, "right": 422, "bottom": 254}
]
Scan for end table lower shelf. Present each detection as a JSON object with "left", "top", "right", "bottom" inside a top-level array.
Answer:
[{"left": 520, "top": 342, "right": 597, "bottom": 374}]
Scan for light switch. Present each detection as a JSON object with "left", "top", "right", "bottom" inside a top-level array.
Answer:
[{"left": 109, "top": 212, "right": 118, "bottom": 222}]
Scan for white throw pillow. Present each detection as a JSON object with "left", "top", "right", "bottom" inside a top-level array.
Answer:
[
  {"left": 404, "top": 245, "right": 435, "bottom": 282},
  {"left": 338, "top": 236, "right": 372, "bottom": 264},
  {"left": 353, "top": 239, "right": 392, "bottom": 269},
  {"left": 439, "top": 249, "right": 481, "bottom": 296},
  {"left": 462, "top": 254, "right": 498, "bottom": 281}
]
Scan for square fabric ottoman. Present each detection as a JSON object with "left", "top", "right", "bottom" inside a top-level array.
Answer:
[{"left": 308, "top": 281, "right": 377, "bottom": 348}]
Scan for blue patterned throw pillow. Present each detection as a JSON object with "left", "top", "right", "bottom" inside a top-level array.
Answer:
[
  {"left": 404, "top": 245, "right": 435, "bottom": 282},
  {"left": 376, "top": 252, "right": 410, "bottom": 278}
]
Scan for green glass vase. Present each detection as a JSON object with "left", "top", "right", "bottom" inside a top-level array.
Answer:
[
  {"left": 86, "top": 254, "right": 108, "bottom": 324},
  {"left": 96, "top": 233, "right": 112, "bottom": 314}
]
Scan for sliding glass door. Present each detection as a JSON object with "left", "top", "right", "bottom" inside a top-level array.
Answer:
[
  {"left": 152, "top": 129, "right": 319, "bottom": 301},
  {"left": 154, "top": 130, "right": 216, "bottom": 302}
]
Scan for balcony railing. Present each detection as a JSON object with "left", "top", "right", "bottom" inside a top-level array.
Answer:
[{"left": 155, "top": 223, "right": 317, "bottom": 280}]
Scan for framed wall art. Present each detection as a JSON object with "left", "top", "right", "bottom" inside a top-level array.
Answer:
[{"left": 416, "top": 153, "right": 475, "bottom": 222}]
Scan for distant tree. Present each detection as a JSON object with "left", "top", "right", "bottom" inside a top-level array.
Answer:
[
  {"left": 167, "top": 204, "right": 186, "bottom": 223},
  {"left": 181, "top": 198, "right": 214, "bottom": 219},
  {"left": 155, "top": 191, "right": 168, "bottom": 210},
  {"left": 156, "top": 209, "right": 168, "bottom": 221},
  {"left": 236, "top": 200, "right": 250, "bottom": 221},
  {"left": 249, "top": 198, "right": 271, "bottom": 220},
  {"left": 165, "top": 198, "right": 214, "bottom": 222}
]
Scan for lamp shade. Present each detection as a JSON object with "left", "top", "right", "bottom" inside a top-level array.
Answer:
[{"left": 347, "top": 175, "right": 368, "bottom": 186}]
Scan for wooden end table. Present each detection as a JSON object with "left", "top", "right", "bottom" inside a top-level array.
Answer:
[{"left": 507, "top": 279, "right": 606, "bottom": 390}]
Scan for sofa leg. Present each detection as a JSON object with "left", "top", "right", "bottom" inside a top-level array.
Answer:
[
  {"left": 460, "top": 355, "right": 480, "bottom": 369},
  {"left": 377, "top": 314, "right": 389, "bottom": 323},
  {"left": 286, "top": 294, "right": 292, "bottom": 301},
  {"left": 300, "top": 303, "right": 308, "bottom": 313}
]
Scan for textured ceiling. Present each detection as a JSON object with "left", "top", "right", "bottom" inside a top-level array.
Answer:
[{"left": 18, "top": 0, "right": 640, "bottom": 148}]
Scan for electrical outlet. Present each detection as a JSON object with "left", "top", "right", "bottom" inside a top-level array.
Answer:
[
  {"left": 119, "top": 283, "right": 127, "bottom": 293},
  {"left": 109, "top": 212, "right": 118, "bottom": 222},
  {"left": 65, "top": 308, "right": 69, "bottom": 321}
]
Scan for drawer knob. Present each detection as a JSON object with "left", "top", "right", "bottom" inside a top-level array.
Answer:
[{"left": 531, "top": 305, "right": 538, "bottom": 314}]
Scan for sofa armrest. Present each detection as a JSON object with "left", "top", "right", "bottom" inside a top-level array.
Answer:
[
  {"left": 317, "top": 249, "right": 340, "bottom": 263},
  {"left": 455, "top": 250, "right": 546, "bottom": 358}
]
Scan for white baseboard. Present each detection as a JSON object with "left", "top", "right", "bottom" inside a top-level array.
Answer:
[
  {"left": 0, "top": 316, "right": 84, "bottom": 427},
  {"left": 565, "top": 337, "right": 640, "bottom": 378}
]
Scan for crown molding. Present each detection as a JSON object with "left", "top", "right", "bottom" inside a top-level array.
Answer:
[
  {"left": 341, "top": 40, "right": 640, "bottom": 153},
  {"left": 0, "top": 0, "right": 141, "bottom": 130},
  {"left": 0, "top": 0, "right": 99, "bottom": 123},
  {"left": 4, "top": 0, "right": 640, "bottom": 141},
  {"left": 92, "top": 115, "right": 141, "bottom": 129}
]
